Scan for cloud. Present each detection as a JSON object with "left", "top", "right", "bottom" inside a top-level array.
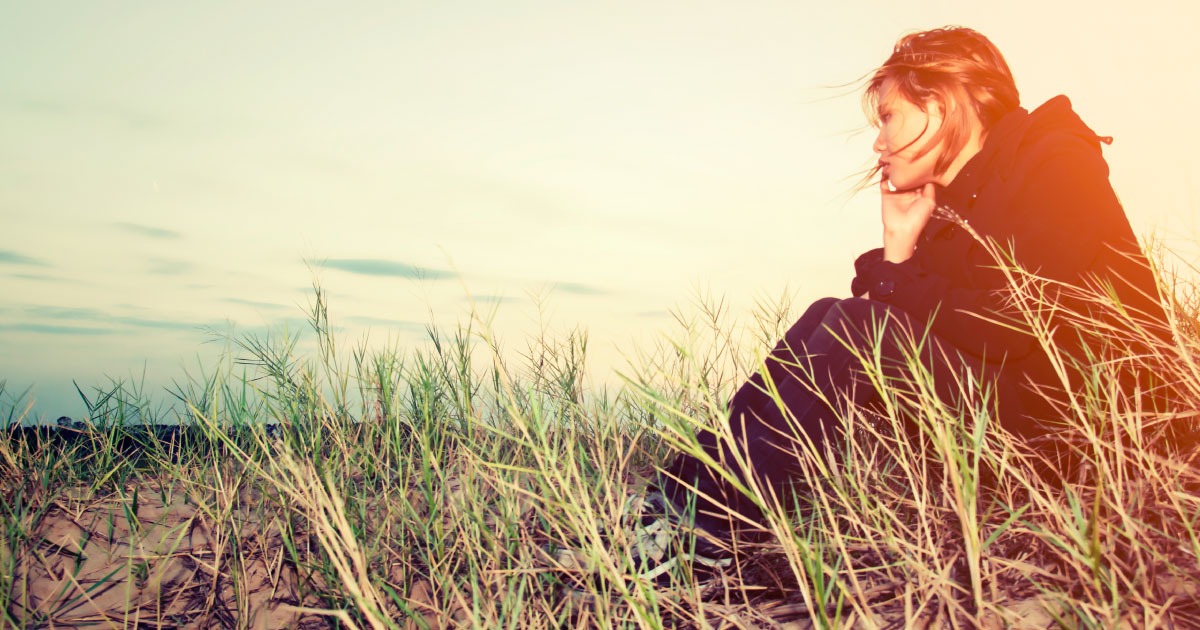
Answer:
[
  {"left": 110, "top": 316, "right": 202, "bottom": 332},
  {"left": 26, "top": 305, "right": 103, "bottom": 320},
  {"left": 0, "top": 323, "right": 115, "bottom": 336},
  {"left": 22, "top": 305, "right": 208, "bottom": 332},
  {"left": 14, "top": 98, "right": 165, "bottom": 132},
  {"left": 147, "top": 259, "right": 193, "bottom": 275},
  {"left": 343, "top": 316, "right": 426, "bottom": 331},
  {"left": 468, "top": 294, "right": 520, "bottom": 306},
  {"left": 8, "top": 273, "right": 70, "bottom": 283},
  {"left": 553, "top": 281, "right": 609, "bottom": 296},
  {"left": 202, "top": 316, "right": 325, "bottom": 344},
  {"left": 0, "top": 250, "right": 48, "bottom": 267},
  {"left": 111, "top": 222, "right": 182, "bottom": 240},
  {"left": 468, "top": 294, "right": 518, "bottom": 305},
  {"left": 323, "top": 259, "right": 457, "bottom": 280},
  {"left": 223, "top": 297, "right": 289, "bottom": 311}
]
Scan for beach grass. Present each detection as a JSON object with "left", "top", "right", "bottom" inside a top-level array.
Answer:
[{"left": 2, "top": 254, "right": 1198, "bottom": 629}]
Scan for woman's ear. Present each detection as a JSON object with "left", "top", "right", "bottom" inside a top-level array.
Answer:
[{"left": 925, "top": 97, "right": 947, "bottom": 120}]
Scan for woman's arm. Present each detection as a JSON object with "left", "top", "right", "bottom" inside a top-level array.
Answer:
[
  {"left": 880, "top": 181, "right": 938, "bottom": 263},
  {"left": 853, "top": 134, "right": 1129, "bottom": 360}
]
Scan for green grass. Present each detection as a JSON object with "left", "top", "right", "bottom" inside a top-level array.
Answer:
[{"left": 2, "top": 251, "right": 1198, "bottom": 629}]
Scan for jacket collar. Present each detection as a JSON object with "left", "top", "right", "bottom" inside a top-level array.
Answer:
[
  {"left": 934, "top": 95, "right": 1106, "bottom": 216},
  {"left": 935, "top": 104, "right": 1030, "bottom": 215}
]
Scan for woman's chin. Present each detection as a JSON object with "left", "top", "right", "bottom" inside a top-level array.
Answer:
[{"left": 886, "top": 175, "right": 932, "bottom": 192}]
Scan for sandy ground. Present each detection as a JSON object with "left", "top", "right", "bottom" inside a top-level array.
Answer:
[
  {"left": 8, "top": 478, "right": 1197, "bottom": 629},
  {"left": 6, "top": 483, "right": 324, "bottom": 629}
]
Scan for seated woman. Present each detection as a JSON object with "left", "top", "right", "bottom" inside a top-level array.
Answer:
[{"left": 562, "top": 26, "right": 1169, "bottom": 580}]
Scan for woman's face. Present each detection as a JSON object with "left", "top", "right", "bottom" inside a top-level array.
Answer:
[{"left": 872, "top": 78, "right": 947, "bottom": 191}]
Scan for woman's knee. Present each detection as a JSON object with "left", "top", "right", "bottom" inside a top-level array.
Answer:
[
  {"left": 772, "top": 297, "right": 843, "bottom": 361},
  {"left": 808, "top": 296, "right": 842, "bottom": 313},
  {"left": 821, "top": 298, "right": 925, "bottom": 347},
  {"left": 782, "top": 297, "right": 841, "bottom": 339},
  {"left": 821, "top": 297, "right": 886, "bottom": 328}
]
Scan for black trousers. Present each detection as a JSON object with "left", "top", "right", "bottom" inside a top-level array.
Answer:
[{"left": 659, "top": 297, "right": 1026, "bottom": 534}]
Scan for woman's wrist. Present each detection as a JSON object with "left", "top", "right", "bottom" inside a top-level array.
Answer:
[{"left": 882, "top": 232, "right": 918, "bottom": 263}]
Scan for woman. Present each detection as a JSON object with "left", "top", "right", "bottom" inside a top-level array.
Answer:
[{"left": 563, "top": 26, "right": 1167, "bottom": 580}]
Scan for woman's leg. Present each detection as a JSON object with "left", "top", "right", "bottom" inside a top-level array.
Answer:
[
  {"left": 660, "top": 297, "right": 868, "bottom": 530},
  {"left": 727, "top": 296, "right": 843, "bottom": 417},
  {"left": 659, "top": 297, "right": 1016, "bottom": 534}
]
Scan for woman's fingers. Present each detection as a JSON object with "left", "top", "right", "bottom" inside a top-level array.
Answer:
[{"left": 920, "top": 182, "right": 936, "bottom": 203}]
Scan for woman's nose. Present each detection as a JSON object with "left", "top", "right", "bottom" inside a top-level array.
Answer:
[{"left": 872, "top": 130, "right": 886, "bottom": 154}]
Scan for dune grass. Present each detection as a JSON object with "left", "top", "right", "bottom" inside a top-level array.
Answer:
[{"left": 2, "top": 253, "right": 1199, "bottom": 628}]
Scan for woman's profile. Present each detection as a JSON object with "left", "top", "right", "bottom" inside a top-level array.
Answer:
[{"left": 556, "top": 25, "right": 1170, "bottom": 580}]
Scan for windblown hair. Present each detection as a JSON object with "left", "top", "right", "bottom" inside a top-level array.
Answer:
[{"left": 865, "top": 27, "right": 1021, "bottom": 178}]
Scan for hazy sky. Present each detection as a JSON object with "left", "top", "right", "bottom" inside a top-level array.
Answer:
[{"left": 3, "top": 1, "right": 1198, "bottom": 422}]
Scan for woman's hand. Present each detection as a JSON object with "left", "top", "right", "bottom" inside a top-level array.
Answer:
[{"left": 880, "top": 180, "right": 936, "bottom": 263}]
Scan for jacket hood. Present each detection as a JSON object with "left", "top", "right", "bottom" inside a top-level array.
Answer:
[{"left": 937, "top": 96, "right": 1111, "bottom": 212}]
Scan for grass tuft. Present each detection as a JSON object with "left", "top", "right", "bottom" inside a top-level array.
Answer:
[{"left": 3, "top": 245, "right": 1198, "bottom": 628}]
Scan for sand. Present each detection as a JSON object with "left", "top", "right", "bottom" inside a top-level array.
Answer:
[{"left": 7, "top": 482, "right": 323, "bottom": 629}]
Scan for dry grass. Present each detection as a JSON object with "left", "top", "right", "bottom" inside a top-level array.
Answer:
[{"left": 2, "top": 253, "right": 1198, "bottom": 628}]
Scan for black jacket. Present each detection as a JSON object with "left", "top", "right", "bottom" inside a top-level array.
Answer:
[{"left": 851, "top": 96, "right": 1166, "bottom": 434}]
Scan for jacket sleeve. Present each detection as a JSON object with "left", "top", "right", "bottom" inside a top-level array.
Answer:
[{"left": 851, "top": 134, "right": 1125, "bottom": 361}]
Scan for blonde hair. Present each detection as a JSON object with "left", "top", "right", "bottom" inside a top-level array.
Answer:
[{"left": 864, "top": 27, "right": 1021, "bottom": 177}]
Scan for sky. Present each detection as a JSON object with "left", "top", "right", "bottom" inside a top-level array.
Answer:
[{"left": 3, "top": 1, "right": 1199, "bottom": 423}]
